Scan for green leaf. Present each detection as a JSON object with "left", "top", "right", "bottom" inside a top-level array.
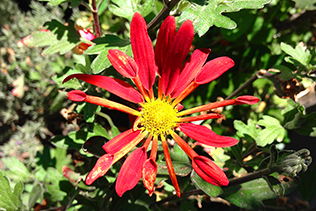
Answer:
[
  {"left": 0, "top": 171, "right": 23, "bottom": 211},
  {"left": 157, "top": 161, "right": 192, "bottom": 176},
  {"left": 1, "top": 157, "right": 31, "bottom": 181},
  {"left": 170, "top": 144, "right": 191, "bottom": 165},
  {"left": 292, "top": 0, "right": 316, "bottom": 10},
  {"left": 109, "top": 0, "right": 155, "bottom": 21},
  {"left": 28, "top": 182, "right": 44, "bottom": 210},
  {"left": 256, "top": 115, "right": 285, "bottom": 147},
  {"left": 25, "top": 20, "right": 82, "bottom": 55},
  {"left": 179, "top": 0, "right": 270, "bottom": 36},
  {"left": 284, "top": 112, "right": 316, "bottom": 137},
  {"left": 234, "top": 119, "right": 259, "bottom": 140},
  {"left": 190, "top": 171, "right": 223, "bottom": 197},
  {"left": 272, "top": 65, "right": 296, "bottom": 80},
  {"left": 224, "top": 177, "right": 298, "bottom": 209},
  {"left": 44, "top": 168, "right": 67, "bottom": 201},
  {"left": 281, "top": 42, "right": 311, "bottom": 67},
  {"left": 83, "top": 103, "right": 101, "bottom": 123},
  {"left": 83, "top": 35, "right": 130, "bottom": 74}
]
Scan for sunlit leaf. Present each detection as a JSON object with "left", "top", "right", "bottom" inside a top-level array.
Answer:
[
  {"left": 292, "top": 0, "right": 316, "bottom": 10},
  {"left": 109, "top": 0, "right": 155, "bottom": 21},
  {"left": 179, "top": 0, "right": 271, "bottom": 36},
  {"left": 1, "top": 156, "right": 31, "bottom": 181},
  {"left": 0, "top": 171, "right": 23, "bottom": 211},
  {"left": 256, "top": 116, "right": 285, "bottom": 147}
]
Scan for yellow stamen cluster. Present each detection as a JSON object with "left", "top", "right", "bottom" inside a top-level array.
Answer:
[{"left": 140, "top": 99, "right": 179, "bottom": 135}]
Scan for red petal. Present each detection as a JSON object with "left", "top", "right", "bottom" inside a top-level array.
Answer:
[
  {"left": 63, "top": 74, "right": 143, "bottom": 103},
  {"left": 195, "top": 57, "right": 234, "bottom": 84},
  {"left": 192, "top": 155, "right": 229, "bottom": 186},
  {"left": 161, "top": 20, "right": 194, "bottom": 95},
  {"left": 142, "top": 158, "right": 157, "bottom": 196},
  {"left": 102, "top": 129, "right": 141, "bottom": 154},
  {"left": 155, "top": 16, "right": 176, "bottom": 76},
  {"left": 85, "top": 154, "right": 114, "bottom": 185},
  {"left": 236, "top": 95, "right": 260, "bottom": 105},
  {"left": 116, "top": 147, "right": 147, "bottom": 197},
  {"left": 107, "top": 49, "right": 137, "bottom": 78},
  {"left": 130, "top": 13, "right": 157, "bottom": 90},
  {"left": 171, "top": 48, "right": 211, "bottom": 98},
  {"left": 67, "top": 90, "right": 86, "bottom": 102},
  {"left": 180, "top": 123, "right": 238, "bottom": 147}
]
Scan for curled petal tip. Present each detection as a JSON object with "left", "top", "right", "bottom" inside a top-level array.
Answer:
[
  {"left": 67, "top": 90, "right": 86, "bottom": 102},
  {"left": 236, "top": 96, "right": 260, "bottom": 105}
]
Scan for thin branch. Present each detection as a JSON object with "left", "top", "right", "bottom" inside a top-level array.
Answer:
[
  {"left": 91, "top": 0, "right": 102, "bottom": 37},
  {"left": 147, "top": 0, "right": 182, "bottom": 31},
  {"left": 152, "top": 167, "right": 273, "bottom": 207},
  {"left": 225, "top": 70, "right": 266, "bottom": 100}
]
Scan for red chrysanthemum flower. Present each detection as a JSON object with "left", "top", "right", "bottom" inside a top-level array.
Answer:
[{"left": 64, "top": 13, "right": 259, "bottom": 197}]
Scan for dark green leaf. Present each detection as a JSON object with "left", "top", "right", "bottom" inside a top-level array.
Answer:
[
  {"left": 190, "top": 170, "right": 223, "bottom": 197},
  {"left": 82, "top": 136, "right": 108, "bottom": 157},
  {"left": 170, "top": 144, "right": 191, "bottom": 165},
  {"left": 157, "top": 161, "right": 192, "bottom": 177}
]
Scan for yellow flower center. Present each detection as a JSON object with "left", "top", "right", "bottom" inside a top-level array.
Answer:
[{"left": 140, "top": 99, "right": 179, "bottom": 135}]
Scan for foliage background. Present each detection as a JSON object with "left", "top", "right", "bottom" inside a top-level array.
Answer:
[{"left": 0, "top": 0, "right": 316, "bottom": 210}]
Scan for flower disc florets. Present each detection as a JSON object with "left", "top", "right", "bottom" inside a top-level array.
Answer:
[{"left": 140, "top": 99, "right": 179, "bottom": 135}]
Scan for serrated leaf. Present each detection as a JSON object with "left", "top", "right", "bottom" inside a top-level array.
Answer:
[
  {"left": 109, "top": 0, "right": 155, "bottom": 21},
  {"left": 292, "top": 0, "right": 316, "bottom": 10},
  {"left": 25, "top": 20, "right": 82, "bottom": 55},
  {"left": 179, "top": 0, "right": 270, "bottom": 36},
  {"left": 256, "top": 116, "right": 285, "bottom": 147},
  {"left": 281, "top": 42, "right": 311, "bottom": 67},
  {"left": 234, "top": 119, "right": 259, "bottom": 140},
  {"left": 0, "top": 171, "right": 23, "bottom": 211},
  {"left": 1, "top": 157, "right": 31, "bottom": 181},
  {"left": 83, "top": 35, "right": 130, "bottom": 74},
  {"left": 190, "top": 170, "right": 223, "bottom": 197}
]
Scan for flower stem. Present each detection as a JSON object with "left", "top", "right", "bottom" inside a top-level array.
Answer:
[
  {"left": 147, "top": 0, "right": 182, "bottom": 31},
  {"left": 91, "top": 0, "right": 101, "bottom": 37},
  {"left": 225, "top": 70, "right": 266, "bottom": 100}
]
